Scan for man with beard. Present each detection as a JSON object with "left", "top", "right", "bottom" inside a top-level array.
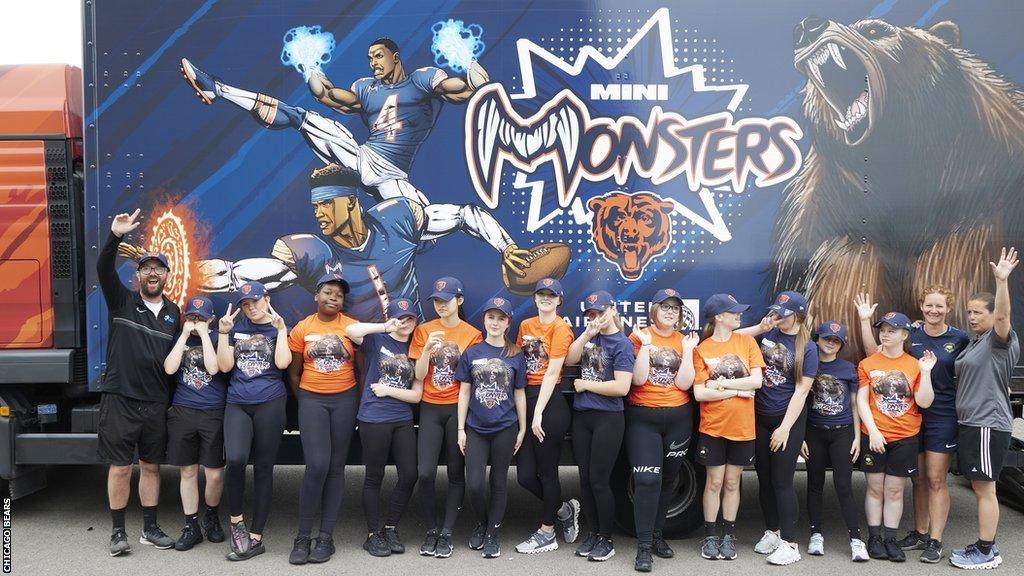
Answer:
[{"left": 98, "top": 208, "right": 182, "bottom": 556}]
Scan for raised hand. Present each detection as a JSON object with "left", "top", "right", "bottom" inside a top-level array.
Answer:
[
  {"left": 425, "top": 330, "right": 446, "bottom": 352},
  {"left": 759, "top": 314, "right": 779, "bottom": 333},
  {"left": 634, "top": 327, "right": 652, "bottom": 346},
  {"left": 990, "top": 246, "right": 1019, "bottom": 281},
  {"left": 219, "top": 303, "right": 240, "bottom": 334},
  {"left": 682, "top": 331, "right": 699, "bottom": 350},
  {"left": 194, "top": 319, "right": 210, "bottom": 334},
  {"left": 181, "top": 320, "right": 197, "bottom": 336},
  {"left": 918, "top": 349, "right": 937, "bottom": 372},
  {"left": 382, "top": 318, "right": 401, "bottom": 334},
  {"left": 111, "top": 208, "right": 142, "bottom": 238},
  {"left": 854, "top": 293, "right": 877, "bottom": 321},
  {"left": 584, "top": 310, "right": 611, "bottom": 337},
  {"left": 267, "top": 304, "right": 286, "bottom": 331}
]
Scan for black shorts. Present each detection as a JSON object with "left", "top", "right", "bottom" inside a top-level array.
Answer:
[
  {"left": 958, "top": 425, "right": 1011, "bottom": 482},
  {"left": 97, "top": 393, "right": 168, "bottom": 465},
  {"left": 695, "top": 434, "right": 754, "bottom": 467},
  {"left": 860, "top": 435, "right": 919, "bottom": 477},
  {"left": 165, "top": 405, "right": 225, "bottom": 468}
]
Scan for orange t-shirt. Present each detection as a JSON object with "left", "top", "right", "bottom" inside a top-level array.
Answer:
[
  {"left": 287, "top": 314, "right": 358, "bottom": 394},
  {"left": 628, "top": 331, "right": 690, "bottom": 407},
  {"left": 409, "top": 319, "right": 483, "bottom": 404},
  {"left": 693, "top": 333, "right": 765, "bottom": 441},
  {"left": 857, "top": 352, "right": 922, "bottom": 442},
  {"left": 517, "top": 316, "right": 574, "bottom": 386}
]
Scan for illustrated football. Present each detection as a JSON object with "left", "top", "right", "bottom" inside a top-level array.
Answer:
[{"left": 502, "top": 242, "right": 571, "bottom": 295}]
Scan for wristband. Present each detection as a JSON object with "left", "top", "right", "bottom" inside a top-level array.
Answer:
[{"left": 219, "top": 330, "right": 230, "bottom": 335}]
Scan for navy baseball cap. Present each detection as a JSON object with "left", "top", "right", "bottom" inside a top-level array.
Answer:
[
  {"left": 582, "top": 290, "right": 614, "bottom": 312},
  {"left": 315, "top": 272, "right": 350, "bottom": 294},
  {"left": 430, "top": 276, "right": 464, "bottom": 301},
  {"left": 652, "top": 288, "right": 683, "bottom": 305},
  {"left": 388, "top": 298, "right": 417, "bottom": 319},
  {"left": 237, "top": 281, "right": 267, "bottom": 302},
  {"left": 137, "top": 251, "right": 169, "bottom": 270},
  {"left": 184, "top": 295, "right": 215, "bottom": 321},
  {"left": 874, "top": 311, "right": 912, "bottom": 330},
  {"left": 815, "top": 320, "right": 848, "bottom": 344},
  {"left": 483, "top": 296, "right": 513, "bottom": 318},
  {"left": 704, "top": 293, "right": 749, "bottom": 317},
  {"left": 534, "top": 277, "right": 564, "bottom": 298},
  {"left": 768, "top": 290, "right": 808, "bottom": 318}
]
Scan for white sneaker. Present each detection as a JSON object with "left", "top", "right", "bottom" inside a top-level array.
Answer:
[
  {"left": 515, "top": 530, "right": 558, "bottom": 554},
  {"left": 767, "top": 542, "right": 801, "bottom": 565},
  {"left": 755, "top": 530, "right": 781, "bottom": 554},
  {"left": 808, "top": 533, "right": 824, "bottom": 556},
  {"left": 850, "top": 538, "right": 869, "bottom": 562}
]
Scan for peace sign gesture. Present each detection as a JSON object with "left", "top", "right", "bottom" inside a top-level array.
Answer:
[
  {"left": 267, "top": 304, "right": 286, "bottom": 331},
  {"left": 990, "top": 247, "right": 1019, "bottom": 282},
  {"left": 219, "top": 303, "right": 241, "bottom": 334},
  {"left": 111, "top": 208, "right": 142, "bottom": 238}
]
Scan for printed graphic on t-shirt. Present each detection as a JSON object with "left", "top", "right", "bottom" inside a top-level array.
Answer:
[
  {"left": 521, "top": 336, "right": 549, "bottom": 375},
  {"left": 431, "top": 341, "right": 462, "bottom": 389},
  {"left": 181, "top": 345, "right": 212, "bottom": 390},
  {"left": 761, "top": 339, "right": 792, "bottom": 388},
  {"left": 378, "top": 348, "right": 414, "bottom": 389},
  {"left": 811, "top": 373, "right": 845, "bottom": 416},
  {"left": 306, "top": 334, "right": 350, "bottom": 372},
  {"left": 235, "top": 334, "right": 272, "bottom": 378},
  {"left": 580, "top": 343, "right": 607, "bottom": 381},
  {"left": 472, "top": 358, "right": 511, "bottom": 408},
  {"left": 648, "top": 346, "right": 681, "bottom": 386},
  {"left": 707, "top": 354, "right": 750, "bottom": 379},
  {"left": 871, "top": 370, "right": 912, "bottom": 417}
]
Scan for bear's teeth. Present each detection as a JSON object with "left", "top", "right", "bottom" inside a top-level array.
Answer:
[
  {"left": 806, "top": 61, "right": 824, "bottom": 87},
  {"left": 828, "top": 43, "right": 846, "bottom": 70},
  {"left": 854, "top": 99, "right": 867, "bottom": 116},
  {"left": 835, "top": 117, "right": 850, "bottom": 131}
]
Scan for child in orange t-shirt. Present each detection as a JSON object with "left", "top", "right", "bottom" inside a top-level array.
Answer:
[{"left": 855, "top": 311, "right": 935, "bottom": 561}]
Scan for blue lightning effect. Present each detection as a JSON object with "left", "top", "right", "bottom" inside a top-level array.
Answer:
[
  {"left": 280, "top": 25, "right": 336, "bottom": 80},
  {"left": 430, "top": 19, "right": 484, "bottom": 73}
]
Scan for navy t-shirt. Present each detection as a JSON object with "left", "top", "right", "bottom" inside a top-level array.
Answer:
[
  {"left": 574, "top": 332, "right": 635, "bottom": 412},
  {"left": 757, "top": 328, "right": 818, "bottom": 416},
  {"left": 909, "top": 325, "right": 968, "bottom": 420},
  {"left": 172, "top": 332, "right": 228, "bottom": 410},
  {"left": 454, "top": 342, "right": 527, "bottom": 434},
  {"left": 807, "top": 358, "right": 858, "bottom": 427},
  {"left": 227, "top": 317, "right": 287, "bottom": 405},
  {"left": 357, "top": 333, "right": 416, "bottom": 424}
]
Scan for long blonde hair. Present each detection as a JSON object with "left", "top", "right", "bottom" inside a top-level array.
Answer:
[{"left": 792, "top": 313, "right": 811, "bottom": 381}]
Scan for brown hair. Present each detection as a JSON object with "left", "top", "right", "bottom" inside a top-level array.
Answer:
[
  {"left": 969, "top": 292, "right": 996, "bottom": 312},
  {"left": 792, "top": 313, "right": 812, "bottom": 380},
  {"left": 650, "top": 301, "right": 682, "bottom": 330},
  {"left": 918, "top": 284, "right": 956, "bottom": 308}
]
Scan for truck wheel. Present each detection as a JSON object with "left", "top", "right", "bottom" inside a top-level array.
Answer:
[{"left": 612, "top": 454, "right": 706, "bottom": 538}]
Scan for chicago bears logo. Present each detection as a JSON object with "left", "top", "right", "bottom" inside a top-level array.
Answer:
[
  {"left": 191, "top": 298, "right": 205, "bottom": 310},
  {"left": 664, "top": 289, "right": 676, "bottom": 296},
  {"left": 587, "top": 191, "right": 675, "bottom": 280},
  {"left": 398, "top": 300, "right": 410, "bottom": 311},
  {"left": 830, "top": 322, "right": 842, "bottom": 333},
  {"left": 778, "top": 293, "right": 790, "bottom": 304},
  {"left": 727, "top": 294, "right": 737, "bottom": 302},
  {"left": 884, "top": 312, "right": 896, "bottom": 320},
  {"left": 241, "top": 284, "right": 252, "bottom": 295},
  {"left": 494, "top": 298, "right": 505, "bottom": 306},
  {"left": 587, "top": 294, "right": 599, "bottom": 304},
  {"left": 543, "top": 278, "right": 554, "bottom": 287},
  {"left": 435, "top": 280, "right": 447, "bottom": 291}
]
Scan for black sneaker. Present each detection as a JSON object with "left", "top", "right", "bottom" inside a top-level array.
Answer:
[
  {"left": 575, "top": 532, "right": 599, "bottom": 557},
  {"left": 435, "top": 532, "right": 453, "bottom": 558},
  {"left": 884, "top": 537, "right": 906, "bottom": 562},
  {"left": 226, "top": 538, "right": 265, "bottom": 561},
  {"left": 919, "top": 539, "right": 942, "bottom": 563},
  {"left": 174, "top": 523, "right": 203, "bottom": 551},
  {"left": 469, "top": 523, "right": 486, "bottom": 550},
  {"left": 652, "top": 530, "right": 674, "bottom": 558},
  {"left": 289, "top": 535, "right": 312, "bottom": 565},
  {"left": 383, "top": 526, "right": 405, "bottom": 554},
  {"left": 634, "top": 543, "right": 654, "bottom": 572},
  {"left": 201, "top": 511, "right": 225, "bottom": 543},
  {"left": 896, "top": 530, "right": 927, "bottom": 551},
  {"left": 420, "top": 529, "right": 439, "bottom": 556},
  {"left": 867, "top": 535, "right": 888, "bottom": 559},
  {"left": 482, "top": 533, "right": 501, "bottom": 558},
  {"left": 140, "top": 525, "right": 175, "bottom": 549},
  {"left": 309, "top": 536, "right": 336, "bottom": 563},
  {"left": 363, "top": 532, "right": 391, "bottom": 557},
  {"left": 700, "top": 536, "right": 720, "bottom": 560},
  {"left": 588, "top": 536, "right": 615, "bottom": 562},
  {"left": 109, "top": 529, "right": 132, "bottom": 556}
]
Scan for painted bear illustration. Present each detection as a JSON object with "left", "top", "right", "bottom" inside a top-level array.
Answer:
[
  {"left": 234, "top": 334, "right": 273, "bottom": 378},
  {"left": 580, "top": 344, "right": 607, "bottom": 382},
  {"left": 872, "top": 370, "right": 912, "bottom": 417},
  {"left": 648, "top": 346, "right": 681, "bottom": 386},
  {"left": 588, "top": 191, "right": 675, "bottom": 280},
  {"left": 430, "top": 341, "right": 462, "bottom": 389},
  {"left": 761, "top": 340, "right": 793, "bottom": 388},
  {"left": 378, "top": 353, "right": 414, "bottom": 389},
  {"left": 771, "top": 16, "right": 1024, "bottom": 356},
  {"left": 521, "top": 336, "right": 548, "bottom": 375},
  {"left": 811, "top": 372, "right": 846, "bottom": 416},
  {"left": 181, "top": 345, "right": 212, "bottom": 390},
  {"left": 709, "top": 353, "right": 750, "bottom": 380},
  {"left": 472, "top": 358, "right": 511, "bottom": 408},
  {"left": 307, "top": 333, "right": 350, "bottom": 373}
]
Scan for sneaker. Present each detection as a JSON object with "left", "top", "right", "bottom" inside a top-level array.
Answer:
[
  {"left": 482, "top": 533, "right": 501, "bottom": 558},
  {"left": 383, "top": 526, "right": 405, "bottom": 554},
  {"left": 588, "top": 536, "right": 615, "bottom": 562},
  {"left": 867, "top": 535, "right": 887, "bottom": 559},
  {"left": 310, "top": 536, "right": 336, "bottom": 563},
  {"left": 420, "top": 529, "right": 439, "bottom": 556},
  {"left": 850, "top": 538, "right": 869, "bottom": 562},
  {"left": 807, "top": 533, "right": 824, "bottom": 556},
  {"left": 435, "top": 532, "right": 453, "bottom": 558},
  {"left": 140, "top": 525, "right": 175, "bottom": 549},
  {"left": 634, "top": 543, "right": 654, "bottom": 572},
  {"left": 719, "top": 534, "right": 737, "bottom": 560},
  {"left": 516, "top": 529, "right": 558, "bottom": 554},
  {"left": 700, "top": 536, "right": 720, "bottom": 560},
  {"left": 920, "top": 539, "right": 943, "bottom": 564},
  {"left": 229, "top": 521, "right": 251, "bottom": 556},
  {"left": 952, "top": 543, "right": 999, "bottom": 560},
  {"left": 896, "top": 530, "right": 927, "bottom": 551},
  {"left": 884, "top": 537, "right": 906, "bottom": 562},
  {"left": 755, "top": 530, "right": 781, "bottom": 554},
  {"left": 363, "top": 532, "right": 390, "bottom": 557},
  {"left": 557, "top": 499, "right": 581, "bottom": 544},
  {"left": 289, "top": 535, "right": 312, "bottom": 565},
  {"left": 652, "top": 530, "right": 674, "bottom": 558},
  {"left": 950, "top": 544, "right": 1002, "bottom": 570},
  {"left": 179, "top": 58, "right": 219, "bottom": 105},
  {"left": 767, "top": 542, "right": 802, "bottom": 565},
  {"left": 575, "top": 532, "right": 599, "bottom": 557},
  {"left": 174, "top": 523, "right": 204, "bottom": 551},
  {"left": 469, "top": 523, "right": 486, "bottom": 550},
  {"left": 201, "top": 511, "right": 225, "bottom": 544},
  {"left": 109, "top": 529, "right": 132, "bottom": 556},
  {"left": 226, "top": 538, "right": 265, "bottom": 561}
]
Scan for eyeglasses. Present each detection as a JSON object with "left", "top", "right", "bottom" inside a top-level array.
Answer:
[
  {"left": 660, "top": 305, "right": 682, "bottom": 312},
  {"left": 139, "top": 266, "right": 168, "bottom": 275}
]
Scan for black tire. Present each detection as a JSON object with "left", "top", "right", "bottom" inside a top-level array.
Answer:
[
  {"left": 996, "top": 437, "right": 1024, "bottom": 513},
  {"left": 612, "top": 452, "right": 706, "bottom": 538}
]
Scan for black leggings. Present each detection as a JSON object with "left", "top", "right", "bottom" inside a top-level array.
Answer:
[
  {"left": 466, "top": 425, "right": 518, "bottom": 535},
  {"left": 359, "top": 419, "right": 418, "bottom": 533},
  {"left": 417, "top": 402, "right": 465, "bottom": 532},
  {"left": 516, "top": 387, "right": 571, "bottom": 526},
  {"left": 805, "top": 424, "right": 860, "bottom": 536},
  {"left": 754, "top": 409, "right": 807, "bottom": 542},
  {"left": 297, "top": 387, "right": 358, "bottom": 538},
  {"left": 572, "top": 409, "right": 625, "bottom": 537},
  {"left": 626, "top": 403, "right": 694, "bottom": 544},
  {"left": 224, "top": 396, "right": 286, "bottom": 534}
]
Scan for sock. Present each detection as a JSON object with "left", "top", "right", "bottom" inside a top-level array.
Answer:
[
  {"left": 722, "top": 520, "right": 736, "bottom": 536},
  {"left": 111, "top": 507, "right": 127, "bottom": 532},
  {"left": 930, "top": 538, "right": 941, "bottom": 546},
  {"left": 142, "top": 505, "right": 158, "bottom": 531},
  {"left": 557, "top": 502, "right": 572, "bottom": 521},
  {"left": 185, "top": 513, "right": 199, "bottom": 527},
  {"left": 976, "top": 539, "right": 994, "bottom": 555},
  {"left": 868, "top": 525, "right": 882, "bottom": 538},
  {"left": 205, "top": 504, "right": 219, "bottom": 517},
  {"left": 704, "top": 521, "right": 717, "bottom": 537},
  {"left": 849, "top": 528, "right": 863, "bottom": 540},
  {"left": 883, "top": 527, "right": 897, "bottom": 540}
]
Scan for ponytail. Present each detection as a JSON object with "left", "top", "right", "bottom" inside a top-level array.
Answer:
[{"left": 793, "top": 313, "right": 811, "bottom": 380}]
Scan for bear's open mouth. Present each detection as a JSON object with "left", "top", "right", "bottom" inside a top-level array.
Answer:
[{"left": 797, "top": 39, "right": 873, "bottom": 144}]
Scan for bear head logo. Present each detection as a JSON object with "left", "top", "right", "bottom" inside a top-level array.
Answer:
[{"left": 587, "top": 191, "right": 675, "bottom": 280}]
